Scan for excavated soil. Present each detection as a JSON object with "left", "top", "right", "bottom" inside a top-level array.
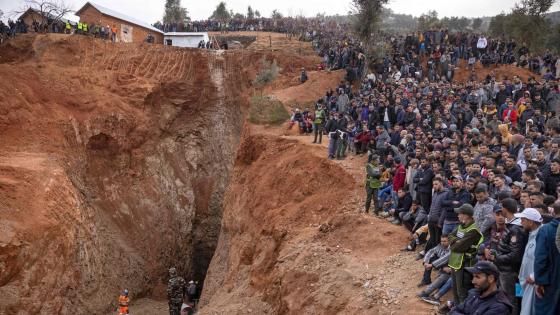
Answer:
[
  {"left": 454, "top": 60, "right": 539, "bottom": 82},
  {"left": 0, "top": 33, "right": 252, "bottom": 314},
  {"left": 2, "top": 32, "right": 537, "bottom": 315}
]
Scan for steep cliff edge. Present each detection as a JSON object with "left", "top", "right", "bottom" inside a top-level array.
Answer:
[{"left": 0, "top": 34, "right": 248, "bottom": 314}]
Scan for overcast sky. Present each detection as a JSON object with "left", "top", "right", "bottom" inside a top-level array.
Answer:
[{"left": 2, "top": 0, "right": 560, "bottom": 23}]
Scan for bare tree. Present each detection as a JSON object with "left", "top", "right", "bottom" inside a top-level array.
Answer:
[{"left": 18, "top": 0, "right": 73, "bottom": 29}]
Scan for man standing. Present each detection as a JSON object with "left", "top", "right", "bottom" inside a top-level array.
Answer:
[
  {"left": 336, "top": 114, "right": 349, "bottom": 159},
  {"left": 544, "top": 158, "right": 560, "bottom": 198},
  {"left": 324, "top": 113, "right": 338, "bottom": 159},
  {"left": 393, "top": 156, "right": 406, "bottom": 194},
  {"left": 312, "top": 104, "right": 325, "bottom": 144},
  {"left": 167, "top": 267, "right": 186, "bottom": 315},
  {"left": 485, "top": 198, "right": 527, "bottom": 314},
  {"left": 426, "top": 178, "right": 447, "bottom": 253},
  {"left": 450, "top": 261, "right": 513, "bottom": 315},
  {"left": 448, "top": 204, "right": 484, "bottom": 304},
  {"left": 365, "top": 155, "right": 382, "bottom": 215},
  {"left": 440, "top": 176, "right": 472, "bottom": 235},
  {"left": 517, "top": 208, "right": 543, "bottom": 315},
  {"left": 534, "top": 202, "right": 560, "bottom": 315},
  {"left": 414, "top": 157, "right": 435, "bottom": 212},
  {"left": 473, "top": 184, "right": 497, "bottom": 241}
]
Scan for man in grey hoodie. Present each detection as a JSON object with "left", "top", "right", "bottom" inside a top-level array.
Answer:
[{"left": 473, "top": 184, "right": 497, "bottom": 241}]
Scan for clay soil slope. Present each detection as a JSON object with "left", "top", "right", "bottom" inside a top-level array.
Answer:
[{"left": 0, "top": 34, "right": 250, "bottom": 314}]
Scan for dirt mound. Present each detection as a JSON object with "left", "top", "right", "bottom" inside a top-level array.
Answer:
[
  {"left": 454, "top": 60, "right": 540, "bottom": 82},
  {"left": 199, "top": 133, "right": 421, "bottom": 314},
  {"left": 272, "top": 69, "right": 346, "bottom": 105}
]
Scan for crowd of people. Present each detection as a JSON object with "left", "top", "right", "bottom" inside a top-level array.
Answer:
[
  {"left": 289, "top": 24, "right": 560, "bottom": 315},
  {"left": 154, "top": 16, "right": 326, "bottom": 36}
]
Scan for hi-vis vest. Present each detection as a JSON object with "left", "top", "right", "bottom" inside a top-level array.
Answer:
[
  {"left": 366, "top": 163, "right": 382, "bottom": 189},
  {"left": 314, "top": 109, "right": 324, "bottom": 124},
  {"left": 449, "top": 222, "right": 483, "bottom": 270},
  {"left": 83, "top": 23, "right": 88, "bottom": 32},
  {"left": 65, "top": 22, "right": 71, "bottom": 29},
  {"left": 77, "top": 22, "right": 83, "bottom": 30}
]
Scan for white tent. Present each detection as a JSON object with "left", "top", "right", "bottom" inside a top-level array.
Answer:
[{"left": 164, "top": 32, "right": 210, "bottom": 48}]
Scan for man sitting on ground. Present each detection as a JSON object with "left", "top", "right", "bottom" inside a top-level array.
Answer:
[{"left": 449, "top": 261, "right": 513, "bottom": 315}]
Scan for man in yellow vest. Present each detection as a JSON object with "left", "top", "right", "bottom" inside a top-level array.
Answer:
[
  {"left": 448, "top": 203, "right": 483, "bottom": 305},
  {"left": 65, "top": 21, "right": 71, "bottom": 34},
  {"left": 83, "top": 22, "right": 88, "bottom": 34},
  {"left": 77, "top": 21, "right": 83, "bottom": 35}
]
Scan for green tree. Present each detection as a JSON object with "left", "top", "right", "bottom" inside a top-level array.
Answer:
[
  {"left": 472, "top": 17, "right": 483, "bottom": 30},
  {"left": 247, "top": 6, "right": 254, "bottom": 20},
  {"left": 210, "top": 2, "right": 231, "bottom": 22},
  {"left": 271, "top": 9, "right": 283, "bottom": 19},
  {"left": 163, "top": 0, "right": 189, "bottom": 24},
  {"left": 418, "top": 10, "right": 440, "bottom": 30},
  {"left": 457, "top": 17, "right": 471, "bottom": 30},
  {"left": 255, "top": 10, "right": 261, "bottom": 18},
  {"left": 351, "top": 0, "right": 388, "bottom": 44},
  {"left": 488, "top": 13, "right": 507, "bottom": 37},
  {"left": 489, "top": 2, "right": 558, "bottom": 53},
  {"left": 514, "top": 0, "right": 555, "bottom": 16}
]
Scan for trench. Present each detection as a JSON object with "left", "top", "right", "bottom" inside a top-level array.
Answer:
[
  {"left": 0, "top": 35, "right": 254, "bottom": 314},
  {"left": 189, "top": 50, "right": 229, "bottom": 286}
]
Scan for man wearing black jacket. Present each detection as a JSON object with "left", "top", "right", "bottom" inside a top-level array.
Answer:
[
  {"left": 505, "top": 157, "right": 522, "bottom": 182},
  {"left": 414, "top": 157, "right": 435, "bottom": 211},
  {"left": 544, "top": 158, "right": 560, "bottom": 198},
  {"left": 378, "top": 102, "right": 396, "bottom": 130},
  {"left": 336, "top": 114, "right": 349, "bottom": 159},
  {"left": 391, "top": 188, "right": 412, "bottom": 225},
  {"left": 495, "top": 84, "right": 510, "bottom": 106},
  {"left": 324, "top": 113, "right": 339, "bottom": 159},
  {"left": 484, "top": 198, "right": 527, "bottom": 315},
  {"left": 440, "top": 176, "right": 472, "bottom": 235}
]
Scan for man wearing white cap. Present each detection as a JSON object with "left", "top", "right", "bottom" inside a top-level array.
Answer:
[
  {"left": 516, "top": 208, "right": 542, "bottom": 315},
  {"left": 533, "top": 202, "right": 560, "bottom": 315}
]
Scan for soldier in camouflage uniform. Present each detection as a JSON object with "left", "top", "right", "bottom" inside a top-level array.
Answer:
[{"left": 167, "top": 267, "right": 186, "bottom": 315}]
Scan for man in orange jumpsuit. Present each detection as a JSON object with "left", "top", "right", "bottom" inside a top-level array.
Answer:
[{"left": 118, "top": 289, "right": 129, "bottom": 315}]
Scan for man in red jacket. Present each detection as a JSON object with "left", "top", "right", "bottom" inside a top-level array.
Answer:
[
  {"left": 393, "top": 156, "right": 406, "bottom": 192},
  {"left": 502, "top": 101, "right": 518, "bottom": 126}
]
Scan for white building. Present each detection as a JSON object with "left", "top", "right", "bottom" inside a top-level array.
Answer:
[{"left": 163, "top": 32, "right": 210, "bottom": 48}]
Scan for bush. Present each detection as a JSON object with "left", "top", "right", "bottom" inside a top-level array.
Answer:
[{"left": 249, "top": 96, "right": 290, "bottom": 125}]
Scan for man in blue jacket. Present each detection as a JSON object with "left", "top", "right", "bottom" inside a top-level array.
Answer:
[
  {"left": 534, "top": 202, "right": 560, "bottom": 315},
  {"left": 451, "top": 261, "right": 513, "bottom": 315}
]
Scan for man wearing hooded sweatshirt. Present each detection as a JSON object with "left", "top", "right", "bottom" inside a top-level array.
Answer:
[
  {"left": 517, "top": 208, "right": 543, "bottom": 315},
  {"left": 534, "top": 202, "right": 560, "bottom": 315},
  {"left": 484, "top": 198, "right": 527, "bottom": 315}
]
